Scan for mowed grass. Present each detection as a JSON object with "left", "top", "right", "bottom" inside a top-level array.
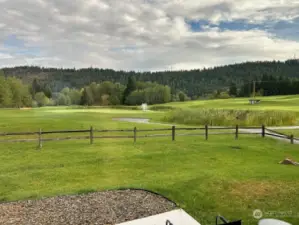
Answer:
[
  {"left": 278, "top": 129, "right": 299, "bottom": 138},
  {"left": 0, "top": 107, "right": 165, "bottom": 132},
  {"left": 1, "top": 108, "right": 299, "bottom": 224}
]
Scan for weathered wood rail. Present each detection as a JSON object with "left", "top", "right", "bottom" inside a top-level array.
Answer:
[{"left": 0, "top": 125, "right": 297, "bottom": 148}]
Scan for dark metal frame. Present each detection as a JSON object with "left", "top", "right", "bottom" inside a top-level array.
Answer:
[{"left": 216, "top": 215, "right": 242, "bottom": 225}]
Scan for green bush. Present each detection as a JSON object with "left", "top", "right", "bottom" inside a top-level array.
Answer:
[
  {"left": 163, "top": 108, "right": 297, "bottom": 126},
  {"left": 32, "top": 100, "right": 38, "bottom": 108}
]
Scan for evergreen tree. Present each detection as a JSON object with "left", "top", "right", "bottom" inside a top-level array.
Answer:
[
  {"left": 123, "top": 76, "right": 137, "bottom": 104},
  {"left": 31, "top": 78, "right": 42, "bottom": 95},
  {"left": 80, "top": 87, "right": 94, "bottom": 106},
  {"left": 229, "top": 83, "right": 238, "bottom": 96}
]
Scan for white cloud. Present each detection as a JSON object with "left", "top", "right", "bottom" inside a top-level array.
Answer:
[
  {"left": 163, "top": 0, "right": 299, "bottom": 23},
  {"left": 0, "top": 53, "right": 13, "bottom": 59},
  {"left": 0, "top": 0, "right": 299, "bottom": 70}
]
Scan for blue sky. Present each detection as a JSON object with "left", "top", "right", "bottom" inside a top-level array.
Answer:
[
  {"left": 187, "top": 18, "right": 299, "bottom": 41},
  {"left": 3, "top": 35, "right": 41, "bottom": 58},
  {"left": 3, "top": 35, "right": 25, "bottom": 48},
  {"left": 269, "top": 17, "right": 299, "bottom": 41},
  {"left": 1, "top": 0, "right": 299, "bottom": 70},
  {"left": 187, "top": 20, "right": 266, "bottom": 32}
]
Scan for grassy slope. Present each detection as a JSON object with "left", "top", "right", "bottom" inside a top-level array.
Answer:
[
  {"left": 162, "top": 95, "right": 299, "bottom": 112},
  {"left": 1, "top": 108, "right": 299, "bottom": 224}
]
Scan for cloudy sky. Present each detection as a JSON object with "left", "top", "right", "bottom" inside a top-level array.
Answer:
[{"left": 1, "top": 0, "right": 299, "bottom": 71}]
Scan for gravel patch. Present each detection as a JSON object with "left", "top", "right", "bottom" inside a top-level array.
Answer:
[{"left": 0, "top": 189, "right": 176, "bottom": 225}]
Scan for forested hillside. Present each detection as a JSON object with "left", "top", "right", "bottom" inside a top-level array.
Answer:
[
  {"left": 2, "top": 59, "right": 299, "bottom": 97},
  {"left": 1, "top": 59, "right": 299, "bottom": 108}
]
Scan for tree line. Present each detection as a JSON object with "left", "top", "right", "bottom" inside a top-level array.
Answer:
[
  {"left": 238, "top": 75, "right": 299, "bottom": 97},
  {"left": 0, "top": 71, "right": 183, "bottom": 107},
  {"left": 1, "top": 59, "right": 299, "bottom": 107},
  {"left": 0, "top": 70, "right": 32, "bottom": 108},
  {"left": 3, "top": 59, "right": 299, "bottom": 97}
]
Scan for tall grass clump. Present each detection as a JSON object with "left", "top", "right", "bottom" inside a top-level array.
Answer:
[{"left": 163, "top": 108, "right": 297, "bottom": 126}]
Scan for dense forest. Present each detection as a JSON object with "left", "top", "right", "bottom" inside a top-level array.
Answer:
[
  {"left": 2, "top": 59, "right": 299, "bottom": 96},
  {"left": 1, "top": 59, "right": 299, "bottom": 107}
]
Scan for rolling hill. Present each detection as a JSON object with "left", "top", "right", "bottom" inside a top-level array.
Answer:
[{"left": 2, "top": 59, "right": 299, "bottom": 96}]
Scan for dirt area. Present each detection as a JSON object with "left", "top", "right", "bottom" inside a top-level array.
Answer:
[
  {"left": 19, "top": 108, "right": 32, "bottom": 110},
  {"left": 280, "top": 158, "right": 299, "bottom": 166},
  {"left": 0, "top": 189, "right": 176, "bottom": 225}
]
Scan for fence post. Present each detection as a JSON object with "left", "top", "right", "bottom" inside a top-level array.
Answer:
[
  {"left": 205, "top": 125, "right": 208, "bottom": 140},
  {"left": 38, "top": 128, "right": 42, "bottom": 149},
  {"left": 290, "top": 135, "right": 294, "bottom": 144},
  {"left": 262, "top": 125, "right": 265, "bottom": 138},
  {"left": 90, "top": 126, "right": 94, "bottom": 144},
  {"left": 134, "top": 127, "right": 137, "bottom": 143},
  {"left": 172, "top": 126, "right": 175, "bottom": 141},
  {"left": 235, "top": 125, "right": 239, "bottom": 140}
]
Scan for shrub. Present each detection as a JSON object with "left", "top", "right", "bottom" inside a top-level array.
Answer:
[
  {"left": 32, "top": 100, "right": 38, "bottom": 108},
  {"left": 34, "top": 92, "right": 49, "bottom": 107}
]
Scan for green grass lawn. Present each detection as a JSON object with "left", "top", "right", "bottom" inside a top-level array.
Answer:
[
  {"left": 0, "top": 107, "right": 164, "bottom": 132},
  {"left": 277, "top": 129, "right": 299, "bottom": 138},
  {"left": 1, "top": 108, "right": 299, "bottom": 224}
]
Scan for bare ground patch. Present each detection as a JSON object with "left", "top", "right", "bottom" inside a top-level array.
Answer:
[
  {"left": 0, "top": 189, "right": 176, "bottom": 225},
  {"left": 229, "top": 181, "right": 297, "bottom": 201}
]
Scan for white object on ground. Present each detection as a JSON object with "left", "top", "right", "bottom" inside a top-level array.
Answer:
[
  {"left": 141, "top": 103, "right": 148, "bottom": 111},
  {"left": 116, "top": 209, "right": 201, "bottom": 225},
  {"left": 259, "top": 219, "right": 292, "bottom": 225},
  {"left": 112, "top": 118, "right": 150, "bottom": 123}
]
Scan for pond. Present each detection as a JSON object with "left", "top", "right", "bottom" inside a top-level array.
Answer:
[{"left": 112, "top": 118, "right": 150, "bottom": 123}]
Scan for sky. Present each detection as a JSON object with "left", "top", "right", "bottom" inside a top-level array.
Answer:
[{"left": 1, "top": 0, "right": 299, "bottom": 71}]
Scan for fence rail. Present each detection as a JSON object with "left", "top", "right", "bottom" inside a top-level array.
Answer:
[
  {"left": 0, "top": 125, "right": 297, "bottom": 148},
  {"left": 265, "top": 128, "right": 299, "bottom": 144}
]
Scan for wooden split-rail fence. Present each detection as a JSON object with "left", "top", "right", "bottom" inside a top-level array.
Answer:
[{"left": 0, "top": 125, "right": 297, "bottom": 149}]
